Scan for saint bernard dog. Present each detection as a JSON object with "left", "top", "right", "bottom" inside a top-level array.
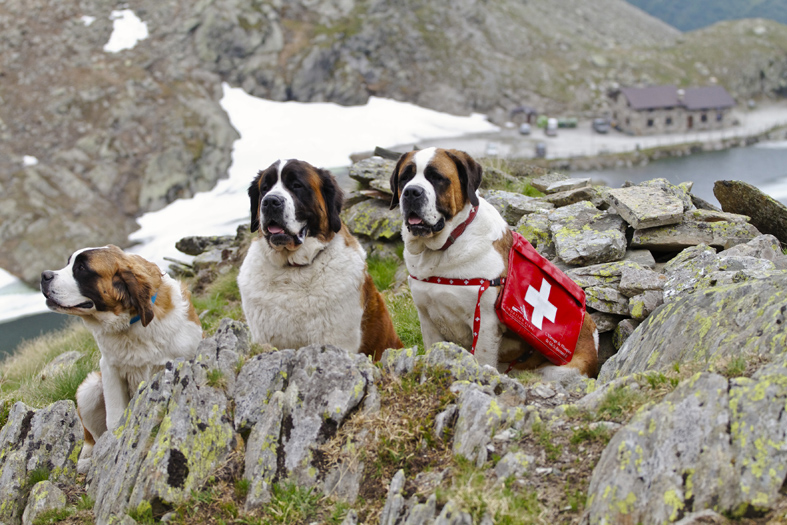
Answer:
[
  {"left": 238, "top": 158, "right": 402, "bottom": 359},
  {"left": 40, "top": 245, "right": 203, "bottom": 471},
  {"left": 390, "top": 147, "right": 599, "bottom": 379}
]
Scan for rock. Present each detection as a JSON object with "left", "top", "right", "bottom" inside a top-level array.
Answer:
[
  {"left": 422, "top": 342, "right": 500, "bottom": 388},
  {"left": 379, "top": 470, "right": 406, "bottom": 525},
  {"left": 379, "top": 346, "right": 418, "bottom": 376},
  {"left": 405, "top": 494, "right": 438, "bottom": 525},
  {"left": 531, "top": 172, "right": 569, "bottom": 192},
  {"left": 618, "top": 267, "right": 666, "bottom": 297},
  {"left": 541, "top": 186, "right": 602, "bottom": 208},
  {"left": 244, "top": 391, "right": 285, "bottom": 510},
  {"left": 674, "top": 510, "right": 729, "bottom": 525},
  {"left": 479, "top": 166, "right": 517, "bottom": 190},
  {"left": 347, "top": 157, "right": 397, "bottom": 190},
  {"left": 590, "top": 312, "right": 625, "bottom": 333},
  {"left": 39, "top": 350, "right": 83, "bottom": 380},
  {"left": 687, "top": 209, "right": 750, "bottom": 224},
  {"left": 720, "top": 234, "right": 782, "bottom": 261},
  {"left": 714, "top": 180, "right": 787, "bottom": 245},
  {"left": 544, "top": 178, "right": 590, "bottom": 194},
  {"left": 622, "top": 249, "right": 657, "bottom": 269},
  {"left": 628, "top": 290, "right": 663, "bottom": 320},
  {"left": 234, "top": 350, "right": 296, "bottom": 432},
  {"left": 452, "top": 384, "right": 534, "bottom": 467},
  {"left": 89, "top": 355, "right": 240, "bottom": 523},
  {"left": 599, "top": 273, "right": 787, "bottom": 381},
  {"left": 662, "top": 244, "right": 776, "bottom": 303},
  {"left": 515, "top": 212, "right": 555, "bottom": 259},
  {"left": 549, "top": 202, "right": 627, "bottom": 266},
  {"left": 341, "top": 199, "right": 402, "bottom": 240},
  {"left": 494, "top": 451, "right": 535, "bottom": 480},
  {"left": 0, "top": 401, "right": 81, "bottom": 525},
  {"left": 631, "top": 216, "right": 761, "bottom": 251},
  {"left": 21, "top": 481, "right": 67, "bottom": 525},
  {"left": 434, "top": 405, "right": 458, "bottom": 441},
  {"left": 175, "top": 235, "right": 234, "bottom": 256},
  {"left": 566, "top": 260, "right": 646, "bottom": 288},
  {"left": 482, "top": 190, "right": 553, "bottom": 225},
  {"left": 434, "top": 500, "right": 473, "bottom": 524},
  {"left": 586, "top": 362, "right": 787, "bottom": 522},
  {"left": 613, "top": 319, "right": 640, "bottom": 350},
  {"left": 273, "top": 345, "right": 378, "bottom": 491},
  {"left": 574, "top": 376, "right": 641, "bottom": 413},
  {"left": 604, "top": 183, "right": 685, "bottom": 229},
  {"left": 585, "top": 287, "right": 630, "bottom": 316}
]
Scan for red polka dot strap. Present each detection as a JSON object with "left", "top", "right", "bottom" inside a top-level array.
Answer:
[{"left": 409, "top": 275, "right": 505, "bottom": 354}]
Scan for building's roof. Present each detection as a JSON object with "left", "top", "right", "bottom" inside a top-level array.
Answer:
[
  {"left": 617, "top": 85, "right": 735, "bottom": 111},
  {"left": 619, "top": 86, "right": 680, "bottom": 110},
  {"left": 683, "top": 86, "right": 736, "bottom": 110}
]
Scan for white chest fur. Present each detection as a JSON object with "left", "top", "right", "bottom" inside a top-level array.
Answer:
[{"left": 238, "top": 234, "right": 367, "bottom": 353}]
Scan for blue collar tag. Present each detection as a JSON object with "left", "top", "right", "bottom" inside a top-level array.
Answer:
[{"left": 130, "top": 292, "right": 158, "bottom": 325}]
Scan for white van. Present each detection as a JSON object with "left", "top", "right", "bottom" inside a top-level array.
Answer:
[{"left": 545, "top": 118, "right": 558, "bottom": 137}]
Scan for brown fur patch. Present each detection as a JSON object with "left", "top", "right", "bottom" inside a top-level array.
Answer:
[
  {"left": 339, "top": 224, "right": 361, "bottom": 249},
  {"left": 359, "top": 272, "right": 403, "bottom": 360},
  {"left": 76, "top": 407, "right": 96, "bottom": 447},
  {"left": 430, "top": 152, "right": 465, "bottom": 217},
  {"left": 308, "top": 168, "right": 331, "bottom": 240},
  {"left": 180, "top": 282, "right": 202, "bottom": 328}
]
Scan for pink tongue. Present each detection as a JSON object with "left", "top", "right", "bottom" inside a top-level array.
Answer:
[
  {"left": 408, "top": 216, "right": 423, "bottom": 225},
  {"left": 268, "top": 225, "right": 284, "bottom": 234}
]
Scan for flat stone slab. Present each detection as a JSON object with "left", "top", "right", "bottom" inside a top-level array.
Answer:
[
  {"left": 631, "top": 217, "right": 760, "bottom": 251},
  {"left": 483, "top": 190, "right": 553, "bottom": 225},
  {"left": 340, "top": 199, "right": 402, "bottom": 240},
  {"left": 605, "top": 185, "right": 685, "bottom": 229},
  {"left": 714, "top": 180, "right": 787, "bottom": 245},
  {"left": 531, "top": 172, "right": 569, "bottom": 192},
  {"left": 544, "top": 178, "right": 590, "bottom": 194}
]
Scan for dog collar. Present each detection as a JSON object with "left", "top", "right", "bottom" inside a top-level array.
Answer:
[
  {"left": 438, "top": 206, "right": 478, "bottom": 251},
  {"left": 130, "top": 292, "right": 157, "bottom": 325}
]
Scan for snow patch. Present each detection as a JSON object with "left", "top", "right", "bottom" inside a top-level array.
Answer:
[{"left": 104, "top": 9, "right": 148, "bottom": 53}]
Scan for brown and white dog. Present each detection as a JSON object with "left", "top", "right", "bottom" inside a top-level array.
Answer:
[
  {"left": 40, "top": 245, "right": 203, "bottom": 470},
  {"left": 390, "top": 147, "right": 599, "bottom": 379},
  {"left": 238, "top": 159, "right": 402, "bottom": 359}
]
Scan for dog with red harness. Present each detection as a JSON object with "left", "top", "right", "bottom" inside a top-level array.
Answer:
[{"left": 389, "top": 147, "right": 599, "bottom": 379}]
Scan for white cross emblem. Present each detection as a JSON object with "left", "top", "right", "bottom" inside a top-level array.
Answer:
[{"left": 524, "top": 278, "right": 557, "bottom": 330}]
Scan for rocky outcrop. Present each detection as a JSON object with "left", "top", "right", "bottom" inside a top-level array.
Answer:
[
  {"left": 0, "top": 401, "right": 81, "bottom": 525},
  {"left": 714, "top": 180, "right": 787, "bottom": 246},
  {"left": 585, "top": 357, "right": 787, "bottom": 523}
]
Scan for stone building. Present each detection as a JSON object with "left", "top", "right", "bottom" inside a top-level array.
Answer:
[{"left": 609, "top": 85, "right": 736, "bottom": 135}]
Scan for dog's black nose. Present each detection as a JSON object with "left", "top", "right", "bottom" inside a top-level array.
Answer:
[
  {"left": 262, "top": 194, "right": 285, "bottom": 209},
  {"left": 41, "top": 270, "right": 55, "bottom": 283},
  {"left": 403, "top": 186, "right": 424, "bottom": 200}
]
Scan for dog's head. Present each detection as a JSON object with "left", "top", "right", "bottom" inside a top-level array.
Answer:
[
  {"left": 248, "top": 159, "right": 344, "bottom": 251},
  {"left": 40, "top": 245, "right": 163, "bottom": 327},
  {"left": 389, "top": 147, "right": 482, "bottom": 237}
]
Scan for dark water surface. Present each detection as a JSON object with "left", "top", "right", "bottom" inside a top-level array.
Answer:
[
  {"left": 576, "top": 143, "right": 787, "bottom": 207},
  {"left": 0, "top": 312, "right": 73, "bottom": 359}
]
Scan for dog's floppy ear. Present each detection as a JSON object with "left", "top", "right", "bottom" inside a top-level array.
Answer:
[
  {"left": 319, "top": 168, "right": 344, "bottom": 233},
  {"left": 389, "top": 154, "right": 409, "bottom": 210},
  {"left": 248, "top": 171, "right": 263, "bottom": 233},
  {"left": 446, "top": 149, "right": 482, "bottom": 207},
  {"left": 113, "top": 252, "right": 161, "bottom": 327}
]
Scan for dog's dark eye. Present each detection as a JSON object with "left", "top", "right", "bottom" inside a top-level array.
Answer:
[
  {"left": 76, "top": 263, "right": 86, "bottom": 272},
  {"left": 291, "top": 180, "right": 303, "bottom": 190}
]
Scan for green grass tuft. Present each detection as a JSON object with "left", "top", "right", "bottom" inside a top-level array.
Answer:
[
  {"left": 128, "top": 500, "right": 155, "bottom": 524},
  {"left": 234, "top": 478, "right": 250, "bottom": 500},
  {"left": 206, "top": 368, "right": 227, "bottom": 390},
  {"left": 32, "top": 507, "right": 74, "bottom": 525},
  {"left": 367, "top": 255, "right": 400, "bottom": 291},
  {"left": 383, "top": 290, "right": 423, "bottom": 351},
  {"left": 27, "top": 466, "right": 51, "bottom": 487},
  {"left": 596, "top": 385, "right": 648, "bottom": 422},
  {"left": 266, "top": 483, "right": 323, "bottom": 525},
  {"left": 191, "top": 267, "right": 244, "bottom": 334},
  {"left": 532, "top": 420, "right": 563, "bottom": 461}
]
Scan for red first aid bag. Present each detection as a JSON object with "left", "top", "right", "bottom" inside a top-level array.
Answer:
[{"left": 495, "top": 232, "right": 586, "bottom": 365}]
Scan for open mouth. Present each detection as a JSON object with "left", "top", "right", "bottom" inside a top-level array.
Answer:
[
  {"left": 405, "top": 213, "right": 445, "bottom": 236},
  {"left": 45, "top": 297, "right": 94, "bottom": 310},
  {"left": 264, "top": 221, "right": 307, "bottom": 247}
]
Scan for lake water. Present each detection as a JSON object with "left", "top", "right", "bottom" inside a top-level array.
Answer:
[
  {"left": 576, "top": 141, "right": 787, "bottom": 207},
  {"left": 3, "top": 141, "right": 787, "bottom": 360}
]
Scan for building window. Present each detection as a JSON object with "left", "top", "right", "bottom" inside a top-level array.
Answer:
[
  {"left": 717, "top": 112, "right": 723, "bottom": 122},
  {"left": 701, "top": 113, "right": 707, "bottom": 123},
  {"left": 647, "top": 119, "right": 654, "bottom": 127},
  {"left": 666, "top": 117, "right": 673, "bottom": 126}
]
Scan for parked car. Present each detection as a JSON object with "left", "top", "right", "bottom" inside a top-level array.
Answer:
[
  {"left": 518, "top": 123, "right": 531, "bottom": 135},
  {"left": 545, "top": 118, "right": 558, "bottom": 137},
  {"left": 535, "top": 142, "right": 547, "bottom": 158},
  {"left": 592, "top": 118, "right": 611, "bottom": 134}
]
